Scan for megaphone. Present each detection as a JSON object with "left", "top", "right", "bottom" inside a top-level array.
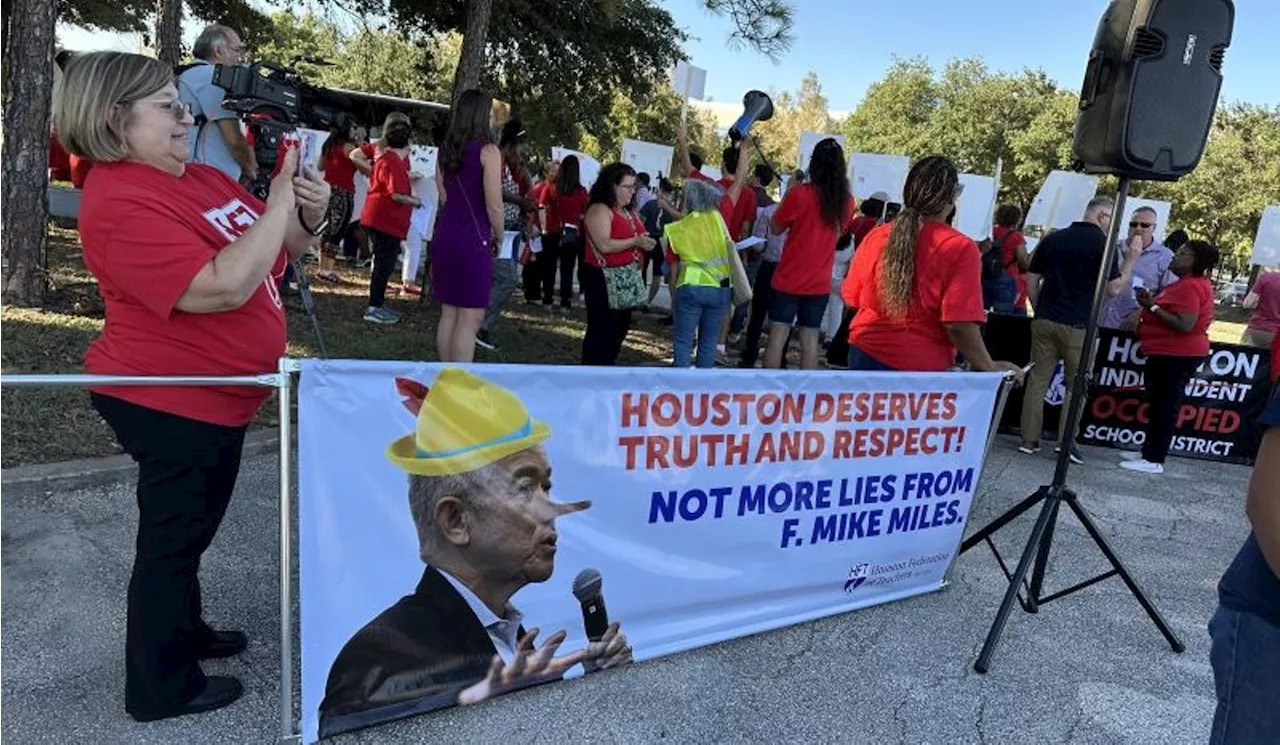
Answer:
[{"left": 728, "top": 90, "right": 774, "bottom": 142}]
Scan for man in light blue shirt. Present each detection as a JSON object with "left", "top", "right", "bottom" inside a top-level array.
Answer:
[
  {"left": 1099, "top": 206, "right": 1175, "bottom": 329},
  {"left": 177, "top": 25, "right": 258, "bottom": 183}
]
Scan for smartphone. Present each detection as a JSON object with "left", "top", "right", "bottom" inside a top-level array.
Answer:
[{"left": 281, "top": 131, "right": 304, "bottom": 178}]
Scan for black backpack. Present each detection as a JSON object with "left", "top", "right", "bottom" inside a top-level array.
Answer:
[{"left": 980, "top": 232, "right": 1013, "bottom": 283}]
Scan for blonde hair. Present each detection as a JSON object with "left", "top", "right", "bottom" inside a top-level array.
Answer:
[{"left": 53, "top": 51, "right": 174, "bottom": 163}]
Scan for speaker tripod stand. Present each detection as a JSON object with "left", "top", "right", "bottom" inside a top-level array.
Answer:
[{"left": 962, "top": 177, "right": 1185, "bottom": 673}]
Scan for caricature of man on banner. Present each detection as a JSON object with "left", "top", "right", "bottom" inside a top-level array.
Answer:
[{"left": 317, "top": 369, "right": 632, "bottom": 738}]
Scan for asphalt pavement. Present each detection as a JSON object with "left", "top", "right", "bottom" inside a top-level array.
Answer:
[{"left": 2, "top": 437, "right": 1249, "bottom": 744}]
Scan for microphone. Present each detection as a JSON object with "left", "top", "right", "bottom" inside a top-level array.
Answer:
[{"left": 572, "top": 569, "right": 609, "bottom": 642}]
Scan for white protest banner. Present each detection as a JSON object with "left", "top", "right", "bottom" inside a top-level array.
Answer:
[
  {"left": 672, "top": 60, "right": 708, "bottom": 100},
  {"left": 849, "top": 153, "right": 910, "bottom": 203},
  {"left": 552, "top": 147, "right": 601, "bottom": 188},
  {"left": 1252, "top": 205, "right": 1280, "bottom": 266},
  {"left": 1120, "top": 197, "right": 1171, "bottom": 242},
  {"left": 621, "top": 138, "right": 676, "bottom": 181},
  {"left": 954, "top": 173, "right": 998, "bottom": 242},
  {"left": 1024, "top": 171, "right": 1099, "bottom": 232},
  {"left": 299, "top": 362, "right": 1002, "bottom": 743},
  {"left": 798, "top": 132, "right": 846, "bottom": 173},
  {"left": 699, "top": 164, "right": 723, "bottom": 181}
]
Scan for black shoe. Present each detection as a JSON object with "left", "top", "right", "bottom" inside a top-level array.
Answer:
[
  {"left": 128, "top": 676, "right": 243, "bottom": 722},
  {"left": 475, "top": 330, "right": 497, "bottom": 351},
  {"left": 197, "top": 629, "right": 247, "bottom": 660}
]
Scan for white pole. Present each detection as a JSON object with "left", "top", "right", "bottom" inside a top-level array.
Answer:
[{"left": 278, "top": 358, "right": 295, "bottom": 743}]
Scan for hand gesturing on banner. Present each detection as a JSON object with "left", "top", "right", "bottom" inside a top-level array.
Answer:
[
  {"left": 582, "top": 621, "right": 633, "bottom": 673},
  {"left": 457, "top": 628, "right": 586, "bottom": 706}
]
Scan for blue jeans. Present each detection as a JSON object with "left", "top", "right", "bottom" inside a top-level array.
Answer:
[
  {"left": 674, "top": 284, "right": 731, "bottom": 368},
  {"left": 1210, "top": 605, "right": 1280, "bottom": 744},
  {"left": 848, "top": 345, "right": 896, "bottom": 371}
]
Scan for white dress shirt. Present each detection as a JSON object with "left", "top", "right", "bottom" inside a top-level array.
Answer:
[{"left": 435, "top": 567, "right": 525, "bottom": 664}]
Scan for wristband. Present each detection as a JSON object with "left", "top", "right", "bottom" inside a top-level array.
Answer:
[{"left": 297, "top": 207, "right": 328, "bottom": 237}]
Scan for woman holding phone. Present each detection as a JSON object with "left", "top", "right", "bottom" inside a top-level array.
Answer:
[{"left": 1122, "top": 240, "right": 1220, "bottom": 475}]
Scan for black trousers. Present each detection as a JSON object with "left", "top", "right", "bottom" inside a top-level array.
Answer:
[
  {"left": 1142, "top": 354, "right": 1203, "bottom": 464},
  {"left": 560, "top": 231, "right": 581, "bottom": 308},
  {"left": 739, "top": 260, "right": 778, "bottom": 367},
  {"left": 581, "top": 263, "right": 632, "bottom": 365},
  {"left": 90, "top": 393, "right": 247, "bottom": 713},
  {"left": 367, "top": 227, "right": 401, "bottom": 308},
  {"left": 528, "top": 231, "right": 561, "bottom": 304}
]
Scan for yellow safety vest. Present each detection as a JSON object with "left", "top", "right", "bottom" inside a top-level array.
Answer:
[{"left": 664, "top": 211, "right": 732, "bottom": 288}]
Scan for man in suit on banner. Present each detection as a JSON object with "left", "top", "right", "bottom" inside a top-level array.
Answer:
[{"left": 318, "top": 368, "right": 632, "bottom": 738}]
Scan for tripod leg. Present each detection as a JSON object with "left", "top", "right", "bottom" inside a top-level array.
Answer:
[
  {"left": 960, "top": 487, "right": 1048, "bottom": 554},
  {"left": 974, "top": 496, "right": 1059, "bottom": 673},
  {"left": 1024, "top": 497, "right": 1062, "bottom": 613},
  {"left": 1062, "top": 497, "right": 1185, "bottom": 653}
]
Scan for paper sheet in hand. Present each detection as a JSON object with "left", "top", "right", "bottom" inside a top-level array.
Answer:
[
  {"left": 1024, "top": 171, "right": 1098, "bottom": 231},
  {"left": 848, "top": 153, "right": 910, "bottom": 203},
  {"left": 502, "top": 231, "right": 522, "bottom": 261},
  {"left": 798, "top": 133, "right": 845, "bottom": 173},
  {"left": 953, "top": 173, "right": 998, "bottom": 242},
  {"left": 1120, "top": 198, "right": 1171, "bottom": 242},
  {"left": 551, "top": 148, "right": 601, "bottom": 188},
  {"left": 622, "top": 139, "right": 675, "bottom": 182},
  {"left": 735, "top": 236, "right": 766, "bottom": 251},
  {"left": 410, "top": 146, "right": 438, "bottom": 178},
  {"left": 1252, "top": 205, "right": 1280, "bottom": 266}
]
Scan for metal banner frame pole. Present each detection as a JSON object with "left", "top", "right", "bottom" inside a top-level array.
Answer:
[{"left": 0, "top": 365, "right": 299, "bottom": 742}]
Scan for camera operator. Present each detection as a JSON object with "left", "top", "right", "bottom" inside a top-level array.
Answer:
[
  {"left": 55, "top": 51, "right": 331, "bottom": 722},
  {"left": 178, "top": 24, "right": 258, "bottom": 184}
]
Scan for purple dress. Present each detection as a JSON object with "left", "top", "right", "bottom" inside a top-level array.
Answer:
[{"left": 432, "top": 140, "right": 493, "bottom": 308}]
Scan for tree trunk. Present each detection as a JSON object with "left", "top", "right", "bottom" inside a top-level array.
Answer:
[
  {"left": 1, "top": 0, "right": 56, "bottom": 307},
  {"left": 155, "top": 0, "right": 184, "bottom": 67},
  {"left": 451, "top": 0, "right": 494, "bottom": 105}
]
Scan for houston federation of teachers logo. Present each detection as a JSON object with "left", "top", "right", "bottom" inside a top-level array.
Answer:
[
  {"left": 843, "top": 553, "right": 953, "bottom": 594},
  {"left": 844, "top": 563, "right": 871, "bottom": 592}
]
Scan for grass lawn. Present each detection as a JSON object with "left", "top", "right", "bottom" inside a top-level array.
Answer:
[
  {"left": 1, "top": 227, "right": 673, "bottom": 467},
  {"left": 0, "top": 226, "right": 1262, "bottom": 467}
]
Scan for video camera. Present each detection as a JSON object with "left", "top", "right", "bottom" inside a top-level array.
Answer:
[{"left": 211, "top": 58, "right": 349, "bottom": 131}]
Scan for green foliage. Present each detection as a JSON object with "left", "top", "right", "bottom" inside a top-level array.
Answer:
[
  {"left": 56, "top": 0, "right": 270, "bottom": 46},
  {"left": 576, "top": 84, "right": 720, "bottom": 172},
  {"left": 751, "top": 71, "right": 836, "bottom": 173}
]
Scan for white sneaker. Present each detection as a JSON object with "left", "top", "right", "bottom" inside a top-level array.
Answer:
[
  {"left": 1119, "top": 451, "right": 1144, "bottom": 461},
  {"left": 1120, "top": 459, "right": 1164, "bottom": 474}
]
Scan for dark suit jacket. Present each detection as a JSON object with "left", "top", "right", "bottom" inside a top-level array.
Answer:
[{"left": 318, "top": 566, "right": 523, "bottom": 739}]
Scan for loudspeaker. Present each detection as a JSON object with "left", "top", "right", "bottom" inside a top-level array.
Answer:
[
  {"left": 1072, "top": 0, "right": 1233, "bottom": 181},
  {"left": 728, "top": 90, "right": 774, "bottom": 142}
]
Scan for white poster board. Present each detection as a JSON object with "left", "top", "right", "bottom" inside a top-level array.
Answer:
[
  {"left": 621, "top": 139, "right": 675, "bottom": 181},
  {"left": 1121, "top": 197, "right": 1171, "bottom": 242},
  {"left": 409, "top": 145, "right": 438, "bottom": 178},
  {"left": 551, "top": 147, "right": 601, "bottom": 188},
  {"left": 797, "top": 132, "right": 846, "bottom": 173},
  {"left": 1251, "top": 205, "right": 1280, "bottom": 266},
  {"left": 953, "top": 173, "right": 998, "bottom": 242},
  {"left": 672, "top": 60, "right": 708, "bottom": 100},
  {"left": 848, "top": 153, "right": 910, "bottom": 203},
  {"left": 699, "top": 164, "right": 723, "bottom": 182},
  {"left": 1024, "top": 170, "right": 1099, "bottom": 234}
]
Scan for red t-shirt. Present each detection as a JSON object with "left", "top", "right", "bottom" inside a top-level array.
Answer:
[
  {"left": 544, "top": 186, "right": 589, "bottom": 234},
  {"left": 70, "top": 155, "right": 94, "bottom": 189},
  {"left": 323, "top": 142, "right": 357, "bottom": 192},
  {"left": 993, "top": 225, "right": 1027, "bottom": 310},
  {"left": 842, "top": 221, "right": 987, "bottom": 371},
  {"left": 79, "top": 162, "right": 287, "bottom": 426},
  {"left": 1139, "top": 275, "right": 1214, "bottom": 357},
  {"left": 850, "top": 214, "right": 878, "bottom": 247},
  {"left": 689, "top": 168, "right": 713, "bottom": 183},
  {"left": 360, "top": 149, "right": 413, "bottom": 240},
  {"left": 770, "top": 184, "right": 856, "bottom": 296},
  {"left": 1247, "top": 271, "right": 1280, "bottom": 335},
  {"left": 585, "top": 207, "right": 645, "bottom": 268},
  {"left": 717, "top": 177, "right": 758, "bottom": 241}
]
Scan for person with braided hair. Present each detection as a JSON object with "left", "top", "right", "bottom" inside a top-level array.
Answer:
[{"left": 841, "top": 155, "right": 1023, "bottom": 380}]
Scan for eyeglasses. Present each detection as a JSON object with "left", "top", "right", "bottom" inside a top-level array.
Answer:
[
  {"left": 139, "top": 99, "right": 193, "bottom": 122},
  {"left": 1130, "top": 221, "right": 1153, "bottom": 228}
]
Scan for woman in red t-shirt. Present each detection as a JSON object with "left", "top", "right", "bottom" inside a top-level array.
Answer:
[
  {"left": 1123, "top": 240, "right": 1220, "bottom": 475},
  {"left": 762, "top": 138, "right": 856, "bottom": 370},
  {"left": 55, "top": 52, "right": 330, "bottom": 720},
  {"left": 581, "top": 162, "right": 655, "bottom": 365},
  {"left": 315, "top": 121, "right": 360, "bottom": 282},
  {"left": 359, "top": 121, "right": 420, "bottom": 325},
  {"left": 542, "top": 155, "right": 591, "bottom": 310},
  {"left": 992, "top": 204, "right": 1030, "bottom": 313},
  {"left": 841, "top": 155, "right": 1022, "bottom": 378}
]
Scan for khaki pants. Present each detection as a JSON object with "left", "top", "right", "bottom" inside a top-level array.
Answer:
[
  {"left": 1020, "top": 318, "right": 1085, "bottom": 445},
  {"left": 1241, "top": 327, "right": 1275, "bottom": 349}
]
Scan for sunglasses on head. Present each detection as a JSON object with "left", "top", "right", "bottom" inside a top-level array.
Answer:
[{"left": 1130, "top": 221, "right": 1153, "bottom": 228}]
